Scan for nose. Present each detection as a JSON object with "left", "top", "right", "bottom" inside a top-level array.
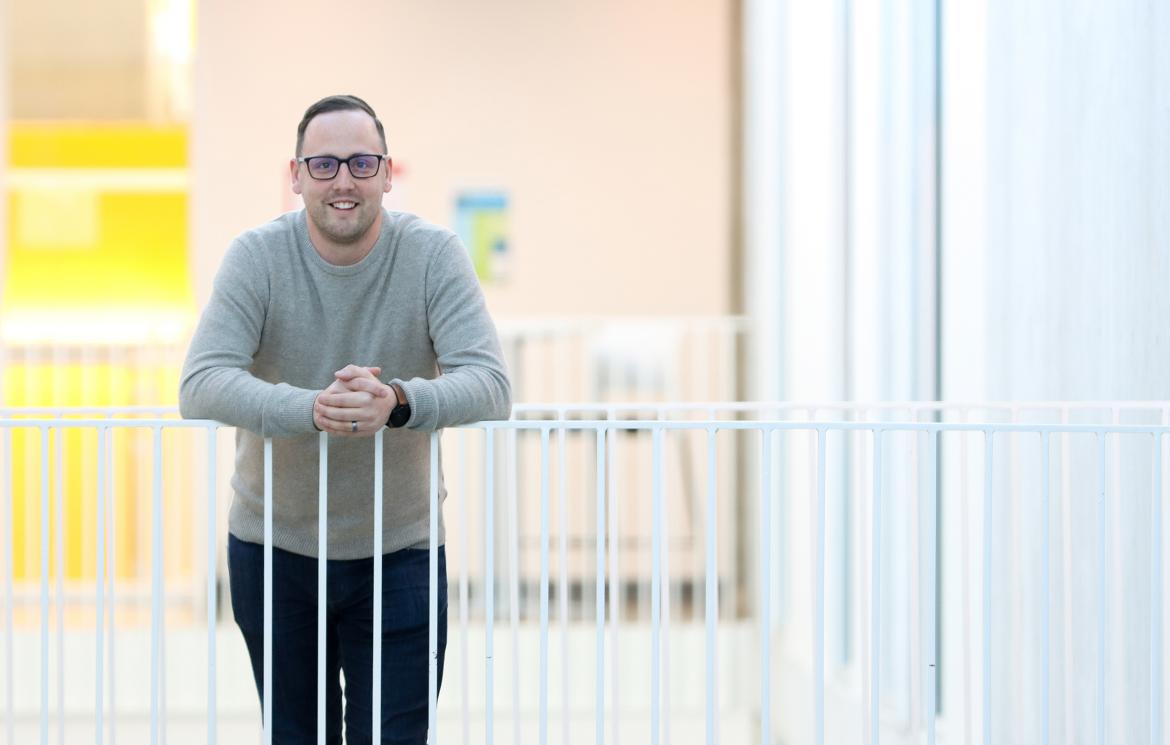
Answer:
[{"left": 332, "top": 163, "right": 357, "bottom": 188}]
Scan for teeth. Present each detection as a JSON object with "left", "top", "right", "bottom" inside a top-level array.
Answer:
[{"left": 332, "top": 202, "right": 356, "bottom": 210}]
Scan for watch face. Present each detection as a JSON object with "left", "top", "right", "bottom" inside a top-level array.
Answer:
[{"left": 389, "top": 403, "right": 411, "bottom": 428}]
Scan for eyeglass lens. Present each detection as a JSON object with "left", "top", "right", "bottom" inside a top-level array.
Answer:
[{"left": 305, "top": 155, "right": 383, "bottom": 180}]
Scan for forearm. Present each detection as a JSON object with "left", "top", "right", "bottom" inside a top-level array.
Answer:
[
  {"left": 180, "top": 364, "right": 319, "bottom": 436},
  {"left": 179, "top": 240, "right": 320, "bottom": 437},
  {"left": 396, "top": 362, "right": 511, "bottom": 431}
]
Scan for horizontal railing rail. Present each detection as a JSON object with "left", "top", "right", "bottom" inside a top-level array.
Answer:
[{"left": 6, "top": 399, "right": 1170, "bottom": 416}]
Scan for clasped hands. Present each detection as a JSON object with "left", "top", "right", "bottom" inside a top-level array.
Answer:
[{"left": 313, "top": 364, "right": 396, "bottom": 437}]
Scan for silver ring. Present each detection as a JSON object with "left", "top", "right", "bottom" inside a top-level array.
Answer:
[{"left": 350, "top": 421, "right": 358, "bottom": 433}]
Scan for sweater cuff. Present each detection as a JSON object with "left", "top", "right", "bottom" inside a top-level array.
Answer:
[
  {"left": 395, "top": 377, "right": 436, "bottom": 430},
  {"left": 273, "top": 385, "right": 320, "bottom": 435}
]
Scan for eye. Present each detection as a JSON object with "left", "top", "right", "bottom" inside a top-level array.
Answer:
[
  {"left": 310, "top": 158, "right": 337, "bottom": 173},
  {"left": 351, "top": 156, "right": 376, "bottom": 172}
]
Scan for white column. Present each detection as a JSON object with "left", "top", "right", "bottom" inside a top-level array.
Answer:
[
  {"left": 742, "top": 10, "right": 787, "bottom": 745},
  {"left": 782, "top": 0, "right": 847, "bottom": 404},
  {"left": 939, "top": 3, "right": 988, "bottom": 737},
  {"left": 939, "top": 0, "right": 986, "bottom": 402},
  {"left": 982, "top": 2, "right": 1170, "bottom": 742},
  {"left": 742, "top": 0, "right": 787, "bottom": 403},
  {"left": 984, "top": 0, "right": 1170, "bottom": 400}
]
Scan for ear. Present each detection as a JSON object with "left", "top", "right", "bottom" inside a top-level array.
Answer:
[
  {"left": 383, "top": 156, "right": 393, "bottom": 193},
  {"left": 290, "top": 158, "right": 304, "bottom": 195}
]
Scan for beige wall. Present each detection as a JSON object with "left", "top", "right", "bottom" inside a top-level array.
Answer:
[
  {"left": 8, "top": 0, "right": 147, "bottom": 119},
  {"left": 192, "top": 0, "right": 734, "bottom": 316}
]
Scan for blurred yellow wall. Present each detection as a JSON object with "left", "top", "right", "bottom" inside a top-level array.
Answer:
[
  {"left": 4, "top": 123, "right": 194, "bottom": 586},
  {"left": 4, "top": 122, "right": 192, "bottom": 344}
]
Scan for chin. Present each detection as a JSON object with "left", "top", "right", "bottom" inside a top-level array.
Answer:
[
  {"left": 311, "top": 207, "right": 376, "bottom": 243},
  {"left": 328, "top": 221, "right": 376, "bottom": 246}
]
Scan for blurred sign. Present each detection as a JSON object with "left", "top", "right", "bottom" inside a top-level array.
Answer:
[{"left": 455, "top": 190, "right": 509, "bottom": 283}]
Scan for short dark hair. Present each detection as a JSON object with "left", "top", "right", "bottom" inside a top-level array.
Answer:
[{"left": 295, "top": 94, "right": 388, "bottom": 157}]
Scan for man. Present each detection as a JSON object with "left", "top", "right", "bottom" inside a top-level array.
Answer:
[{"left": 180, "top": 94, "right": 511, "bottom": 744}]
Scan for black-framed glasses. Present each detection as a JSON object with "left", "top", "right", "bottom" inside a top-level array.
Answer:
[{"left": 297, "top": 154, "right": 387, "bottom": 180}]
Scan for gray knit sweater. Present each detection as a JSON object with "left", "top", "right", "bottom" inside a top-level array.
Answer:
[{"left": 180, "top": 209, "right": 511, "bottom": 558}]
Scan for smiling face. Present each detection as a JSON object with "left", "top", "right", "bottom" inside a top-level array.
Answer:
[{"left": 290, "top": 109, "right": 392, "bottom": 265}]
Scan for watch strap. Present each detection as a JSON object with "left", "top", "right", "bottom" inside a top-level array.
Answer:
[{"left": 386, "top": 382, "right": 411, "bottom": 428}]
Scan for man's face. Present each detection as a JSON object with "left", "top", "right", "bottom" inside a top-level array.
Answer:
[{"left": 290, "top": 109, "right": 391, "bottom": 257}]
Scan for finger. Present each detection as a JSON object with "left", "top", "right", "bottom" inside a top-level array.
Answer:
[
  {"left": 332, "top": 364, "right": 361, "bottom": 380},
  {"left": 316, "top": 407, "right": 379, "bottom": 428},
  {"left": 315, "top": 401, "right": 370, "bottom": 420},
  {"left": 316, "top": 415, "right": 364, "bottom": 436},
  {"left": 315, "top": 415, "right": 350, "bottom": 435},
  {"left": 322, "top": 378, "right": 355, "bottom": 395},
  {"left": 334, "top": 364, "right": 378, "bottom": 381},
  {"left": 317, "top": 390, "right": 375, "bottom": 408},
  {"left": 315, "top": 402, "right": 377, "bottom": 422},
  {"left": 334, "top": 377, "right": 391, "bottom": 398},
  {"left": 319, "top": 416, "right": 379, "bottom": 438}
]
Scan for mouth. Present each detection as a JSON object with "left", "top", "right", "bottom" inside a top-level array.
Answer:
[{"left": 328, "top": 200, "right": 357, "bottom": 211}]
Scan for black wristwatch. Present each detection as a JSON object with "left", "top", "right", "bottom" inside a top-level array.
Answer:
[{"left": 386, "top": 382, "right": 411, "bottom": 428}]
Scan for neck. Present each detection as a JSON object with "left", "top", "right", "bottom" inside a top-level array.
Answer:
[{"left": 307, "top": 211, "right": 383, "bottom": 266}]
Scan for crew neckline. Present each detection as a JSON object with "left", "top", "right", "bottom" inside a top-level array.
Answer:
[{"left": 294, "top": 209, "right": 395, "bottom": 276}]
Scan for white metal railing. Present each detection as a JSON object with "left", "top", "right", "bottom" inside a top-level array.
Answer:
[{"left": 0, "top": 404, "right": 1167, "bottom": 745}]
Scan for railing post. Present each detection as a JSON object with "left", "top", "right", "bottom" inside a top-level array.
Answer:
[
  {"left": 95, "top": 425, "right": 107, "bottom": 745},
  {"left": 39, "top": 426, "right": 49, "bottom": 745},
  {"left": 607, "top": 410, "right": 622, "bottom": 745},
  {"left": 507, "top": 428, "right": 520, "bottom": 745},
  {"left": 661, "top": 425, "right": 673, "bottom": 745},
  {"left": 1096, "top": 433, "right": 1106, "bottom": 745},
  {"left": 759, "top": 427, "right": 772, "bottom": 745},
  {"left": 982, "top": 429, "right": 993, "bottom": 745},
  {"left": 1153, "top": 429, "right": 1164, "bottom": 745},
  {"left": 704, "top": 426, "right": 718, "bottom": 745},
  {"left": 485, "top": 427, "right": 496, "bottom": 745},
  {"left": 539, "top": 426, "right": 550, "bottom": 745},
  {"left": 869, "top": 428, "right": 882, "bottom": 745},
  {"left": 3, "top": 429, "right": 11, "bottom": 745},
  {"left": 317, "top": 432, "right": 328, "bottom": 745},
  {"left": 813, "top": 427, "right": 826, "bottom": 745},
  {"left": 105, "top": 425, "right": 117, "bottom": 745},
  {"left": 428, "top": 431, "right": 440, "bottom": 744},
  {"left": 372, "top": 429, "right": 384, "bottom": 744},
  {"left": 924, "top": 427, "right": 937, "bottom": 745},
  {"left": 1059, "top": 409, "right": 1074, "bottom": 743},
  {"left": 151, "top": 426, "right": 166, "bottom": 745},
  {"left": 53, "top": 426, "right": 63, "bottom": 745},
  {"left": 595, "top": 425, "right": 607, "bottom": 745},
  {"left": 651, "top": 426, "right": 663, "bottom": 745},
  {"left": 459, "top": 430, "right": 471, "bottom": 745},
  {"left": 959, "top": 410, "right": 974, "bottom": 745},
  {"left": 205, "top": 426, "right": 217, "bottom": 745},
  {"left": 557, "top": 421, "right": 569, "bottom": 745},
  {"left": 1040, "top": 431, "right": 1051, "bottom": 745},
  {"left": 262, "top": 437, "right": 273, "bottom": 745}
]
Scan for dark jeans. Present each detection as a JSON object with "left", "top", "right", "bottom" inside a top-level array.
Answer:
[{"left": 228, "top": 535, "right": 447, "bottom": 745}]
